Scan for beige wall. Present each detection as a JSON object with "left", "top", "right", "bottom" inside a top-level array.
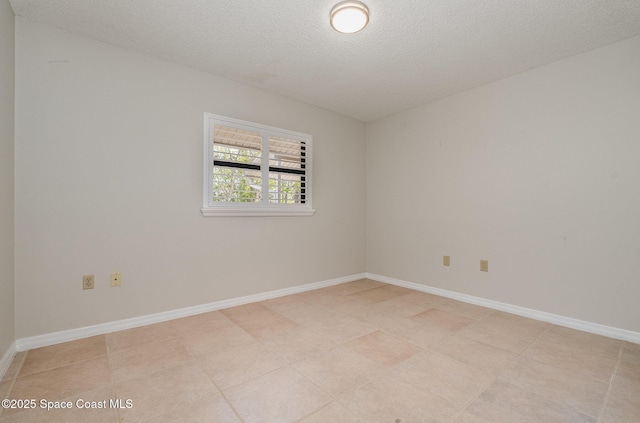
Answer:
[
  {"left": 14, "top": 18, "right": 366, "bottom": 338},
  {"left": 11, "top": 16, "right": 640, "bottom": 340},
  {"left": 366, "top": 35, "right": 640, "bottom": 332},
  {"left": 0, "top": 0, "right": 15, "bottom": 356}
]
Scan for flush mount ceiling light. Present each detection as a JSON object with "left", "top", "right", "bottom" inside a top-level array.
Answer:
[{"left": 330, "top": 1, "right": 369, "bottom": 34}]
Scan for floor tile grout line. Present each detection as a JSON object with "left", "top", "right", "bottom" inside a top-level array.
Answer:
[
  {"left": 116, "top": 328, "right": 242, "bottom": 422},
  {"left": 488, "top": 316, "right": 551, "bottom": 368},
  {"left": 595, "top": 342, "right": 624, "bottom": 423},
  {"left": 196, "top": 356, "right": 247, "bottom": 423},
  {"left": 4, "top": 351, "right": 27, "bottom": 383},
  {"left": 107, "top": 332, "right": 184, "bottom": 357},
  {"left": 219, "top": 363, "right": 335, "bottom": 423},
  {"left": 180, "top": 311, "right": 283, "bottom": 421},
  {"left": 287, "top": 366, "right": 342, "bottom": 420},
  {"left": 110, "top": 355, "right": 197, "bottom": 387},
  {"left": 293, "top": 363, "right": 394, "bottom": 423},
  {"left": 8, "top": 281, "right": 636, "bottom": 422},
  {"left": 186, "top": 290, "right": 406, "bottom": 422},
  {"left": 448, "top": 319, "right": 554, "bottom": 422},
  {"left": 370, "top": 329, "right": 446, "bottom": 366},
  {"left": 104, "top": 337, "right": 121, "bottom": 423},
  {"left": 323, "top": 288, "right": 530, "bottom": 417},
  {"left": 106, "top": 327, "right": 182, "bottom": 355},
  {"left": 495, "top": 323, "right": 615, "bottom": 420},
  {"left": 176, "top": 320, "right": 292, "bottom": 392},
  {"left": 13, "top": 353, "right": 111, "bottom": 382},
  {"left": 332, "top": 312, "right": 478, "bottom": 420},
  {"left": 261, "top": 299, "right": 380, "bottom": 337},
  {"left": 0, "top": 373, "right": 19, "bottom": 420},
  {"left": 2, "top": 384, "right": 117, "bottom": 421},
  {"left": 514, "top": 322, "right": 623, "bottom": 390},
  {"left": 384, "top": 359, "right": 466, "bottom": 419},
  {"left": 176, "top": 324, "right": 259, "bottom": 423},
  {"left": 7, "top": 337, "right": 123, "bottom": 422}
]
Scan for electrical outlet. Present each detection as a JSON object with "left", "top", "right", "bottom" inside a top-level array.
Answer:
[
  {"left": 443, "top": 255, "right": 450, "bottom": 266},
  {"left": 110, "top": 272, "right": 122, "bottom": 287},
  {"left": 83, "top": 274, "right": 94, "bottom": 290},
  {"left": 480, "top": 260, "right": 489, "bottom": 272}
]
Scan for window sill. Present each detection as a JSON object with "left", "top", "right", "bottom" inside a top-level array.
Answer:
[{"left": 201, "top": 207, "right": 316, "bottom": 217}]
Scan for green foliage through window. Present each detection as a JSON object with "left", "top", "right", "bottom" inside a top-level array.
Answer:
[{"left": 204, "top": 115, "right": 312, "bottom": 212}]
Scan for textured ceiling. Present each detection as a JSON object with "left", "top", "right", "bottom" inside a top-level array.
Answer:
[{"left": 9, "top": 0, "right": 640, "bottom": 122}]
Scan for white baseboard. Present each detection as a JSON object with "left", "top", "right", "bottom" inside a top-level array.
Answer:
[
  {"left": 0, "top": 341, "right": 17, "bottom": 381},
  {"left": 366, "top": 272, "right": 640, "bottom": 344},
  {"left": 15, "top": 271, "right": 639, "bottom": 352},
  {"left": 15, "top": 273, "right": 366, "bottom": 352}
]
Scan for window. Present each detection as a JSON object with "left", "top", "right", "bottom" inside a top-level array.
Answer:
[{"left": 202, "top": 113, "right": 314, "bottom": 216}]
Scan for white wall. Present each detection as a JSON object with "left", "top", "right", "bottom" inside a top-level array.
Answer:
[
  {"left": 12, "top": 15, "right": 640, "bottom": 341},
  {"left": 0, "top": 0, "right": 15, "bottom": 357},
  {"left": 14, "top": 18, "right": 366, "bottom": 338},
  {"left": 367, "top": 35, "right": 640, "bottom": 332}
]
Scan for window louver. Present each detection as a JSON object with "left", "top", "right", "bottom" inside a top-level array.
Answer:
[
  {"left": 212, "top": 125, "right": 262, "bottom": 203},
  {"left": 203, "top": 113, "right": 314, "bottom": 216},
  {"left": 268, "top": 135, "right": 306, "bottom": 204}
]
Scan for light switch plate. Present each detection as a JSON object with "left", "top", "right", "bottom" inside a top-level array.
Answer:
[
  {"left": 110, "top": 272, "right": 121, "bottom": 287},
  {"left": 480, "top": 260, "right": 489, "bottom": 272}
]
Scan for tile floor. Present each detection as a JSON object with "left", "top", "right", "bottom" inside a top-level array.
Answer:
[{"left": 1, "top": 279, "right": 638, "bottom": 422}]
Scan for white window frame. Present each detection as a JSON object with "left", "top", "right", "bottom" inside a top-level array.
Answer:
[{"left": 201, "top": 113, "right": 315, "bottom": 217}]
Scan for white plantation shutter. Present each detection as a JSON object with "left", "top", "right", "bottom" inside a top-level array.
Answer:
[
  {"left": 203, "top": 113, "right": 314, "bottom": 216},
  {"left": 268, "top": 135, "right": 307, "bottom": 204},
  {"left": 212, "top": 125, "right": 263, "bottom": 203}
]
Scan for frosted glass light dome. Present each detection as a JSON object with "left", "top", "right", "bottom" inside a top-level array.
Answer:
[{"left": 330, "top": 1, "right": 369, "bottom": 34}]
